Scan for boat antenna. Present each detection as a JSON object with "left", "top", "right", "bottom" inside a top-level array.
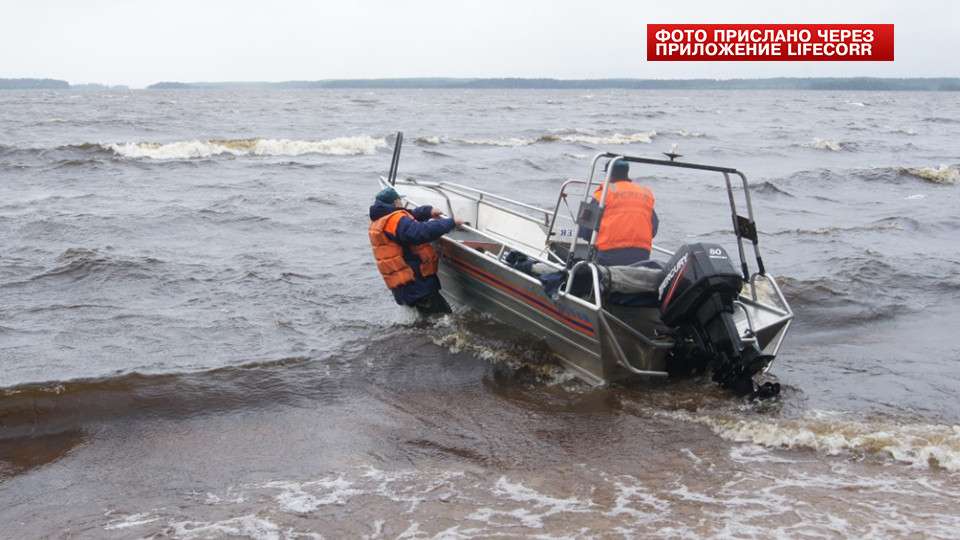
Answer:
[
  {"left": 663, "top": 143, "right": 682, "bottom": 162},
  {"left": 387, "top": 131, "right": 403, "bottom": 185}
]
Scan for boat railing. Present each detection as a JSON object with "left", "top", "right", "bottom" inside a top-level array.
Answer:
[
  {"left": 383, "top": 176, "right": 551, "bottom": 228},
  {"left": 597, "top": 312, "right": 671, "bottom": 377},
  {"left": 450, "top": 224, "right": 608, "bottom": 316},
  {"left": 562, "top": 260, "right": 671, "bottom": 377},
  {"left": 562, "top": 260, "right": 603, "bottom": 308},
  {"left": 431, "top": 181, "right": 555, "bottom": 226},
  {"left": 391, "top": 177, "right": 571, "bottom": 264},
  {"left": 544, "top": 179, "right": 587, "bottom": 244},
  {"left": 747, "top": 273, "right": 794, "bottom": 359}
]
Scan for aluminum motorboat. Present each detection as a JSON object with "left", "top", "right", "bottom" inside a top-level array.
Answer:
[{"left": 378, "top": 133, "right": 793, "bottom": 395}]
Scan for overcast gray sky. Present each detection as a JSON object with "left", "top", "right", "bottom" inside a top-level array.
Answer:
[{"left": 2, "top": 0, "right": 956, "bottom": 87}]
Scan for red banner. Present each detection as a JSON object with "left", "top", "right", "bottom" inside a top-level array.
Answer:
[{"left": 647, "top": 24, "right": 894, "bottom": 61}]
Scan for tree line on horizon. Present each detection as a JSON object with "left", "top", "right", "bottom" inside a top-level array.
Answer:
[
  {"left": 145, "top": 77, "right": 960, "bottom": 91},
  {"left": 3, "top": 77, "right": 959, "bottom": 91}
]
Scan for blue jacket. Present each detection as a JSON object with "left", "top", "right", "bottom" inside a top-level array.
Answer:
[{"left": 369, "top": 200, "right": 456, "bottom": 305}]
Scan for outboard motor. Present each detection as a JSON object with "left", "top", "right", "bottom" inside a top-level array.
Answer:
[{"left": 657, "top": 243, "right": 769, "bottom": 394}]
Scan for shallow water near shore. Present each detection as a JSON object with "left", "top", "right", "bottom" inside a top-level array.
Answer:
[{"left": 1, "top": 89, "right": 959, "bottom": 537}]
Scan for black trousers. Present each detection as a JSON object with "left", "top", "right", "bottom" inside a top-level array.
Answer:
[{"left": 413, "top": 291, "right": 452, "bottom": 316}]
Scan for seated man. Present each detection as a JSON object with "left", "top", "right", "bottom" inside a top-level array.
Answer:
[
  {"left": 581, "top": 159, "right": 659, "bottom": 266},
  {"left": 368, "top": 187, "right": 462, "bottom": 315}
]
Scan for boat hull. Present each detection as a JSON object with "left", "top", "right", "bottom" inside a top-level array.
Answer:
[
  {"left": 436, "top": 239, "right": 607, "bottom": 383},
  {"left": 436, "top": 239, "right": 673, "bottom": 385}
]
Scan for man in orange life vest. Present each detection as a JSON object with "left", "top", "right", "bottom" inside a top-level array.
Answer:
[
  {"left": 368, "top": 187, "right": 463, "bottom": 315},
  {"left": 581, "top": 159, "right": 659, "bottom": 266}
]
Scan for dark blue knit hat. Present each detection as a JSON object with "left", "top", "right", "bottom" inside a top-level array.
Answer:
[
  {"left": 375, "top": 186, "right": 404, "bottom": 204},
  {"left": 610, "top": 159, "right": 630, "bottom": 180}
]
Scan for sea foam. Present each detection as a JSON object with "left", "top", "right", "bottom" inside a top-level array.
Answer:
[
  {"left": 104, "top": 136, "right": 386, "bottom": 159},
  {"left": 808, "top": 137, "right": 845, "bottom": 151},
  {"left": 263, "top": 476, "right": 360, "bottom": 514},
  {"left": 539, "top": 130, "right": 657, "bottom": 145},
  {"left": 662, "top": 410, "right": 960, "bottom": 471},
  {"left": 444, "top": 130, "right": 657, "bottom": 147},
  {"left": 901, "top": 165, "right": 960, "bottom": 185}
]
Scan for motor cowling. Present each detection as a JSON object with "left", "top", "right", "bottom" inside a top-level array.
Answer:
[
  {"left": 658, "top": 243, "right": 742, "bottom": 327},
  {"left": 657, "top": 244, "right": 766, "bottom": 393}
]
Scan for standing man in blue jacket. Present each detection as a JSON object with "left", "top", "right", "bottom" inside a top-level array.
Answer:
[{"left": 368, "top": 187, "right": 462, "bottom": 315}]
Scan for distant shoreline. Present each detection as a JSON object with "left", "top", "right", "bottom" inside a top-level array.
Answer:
[
  {"left": 3, "top": 77, "right": 960, "bottom": 91},
  {"left": 0, "top": 79, "right": 128, "bottom": 91}
]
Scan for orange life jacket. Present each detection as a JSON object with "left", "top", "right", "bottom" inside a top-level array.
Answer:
[
  {"left": 592, "top": 181, "right": 656, "bottom": 251},
  {"left": 368, "top": 209, "right": 439, "bottom": 289}
]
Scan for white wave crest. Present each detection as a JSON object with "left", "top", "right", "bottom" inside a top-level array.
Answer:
[
  {"left": 103, "top": 513, "right": 160, "bottom": 530},
  {"left": 105, "top": 136, "right": 386, "bottom": 159},
  {"left": 902, "top": 165, "right": 960, "bottom": 185},
  {"left": 663, "top": 410, "right": 960, "bottom": 471},
  {"left": 891, "top": 127, "right": 918, "bottom": 136},
  {"left": 452, "top": 136, "right": 536, "bottom": 147},
  {"left": 808, "top": 138, "right": 845, "bottom": 151},
  {"left": 539, "top": 131, "right": 657, "bottom": 145},
  {"left": 447, "top": 130, "right": 657, "bottom": 148}
]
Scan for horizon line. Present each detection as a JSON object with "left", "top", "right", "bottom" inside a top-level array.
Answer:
[{"left": 4, "top": 75, "right": 960, "bottom": 91}]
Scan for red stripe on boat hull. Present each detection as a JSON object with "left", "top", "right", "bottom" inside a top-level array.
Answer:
[{"left": 444, "top": 255, "right": 595, "bottom": 337}]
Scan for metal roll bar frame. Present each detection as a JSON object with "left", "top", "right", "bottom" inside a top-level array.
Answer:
[{"left": 548, "top": 152, "right": 767, "bottom": 282}]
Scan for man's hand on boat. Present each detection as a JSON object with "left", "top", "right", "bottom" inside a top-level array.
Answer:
[{"left": 430, "top": 207, "right": 465, "bottom": 228}]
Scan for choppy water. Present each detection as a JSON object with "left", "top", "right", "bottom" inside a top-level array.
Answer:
[{"left": 1, "top": 89, "right": 959, "bottom": 538}]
